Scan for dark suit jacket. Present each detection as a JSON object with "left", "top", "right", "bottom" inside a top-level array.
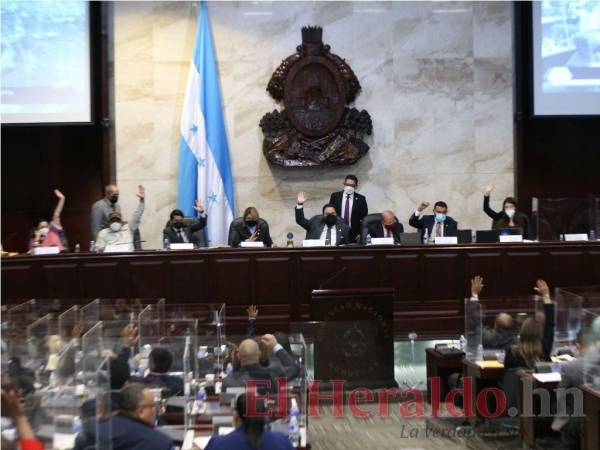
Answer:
[
  {"left": 142, "top": 372, "right": 184, "bottom": 397},
  {"left": 228, "top": 218, "right": 273, "bottom": 247},
  {"left": 162, "top": 216, "right": 207, "bottom": 247},
  {"left": 367, "top": 221, "right": 404, "bottom": 244},
  {"left": 408, "top": 213, "right": 458, "bottom": 240},
  {"left": 329, "top": 191, "right": 368, "bottom": 242},
  {"left": 295, "top": 207, "right": 350, "bottom": 245},
  {"left": 222, "top": 362, "right": 278, "bottom": 394}
]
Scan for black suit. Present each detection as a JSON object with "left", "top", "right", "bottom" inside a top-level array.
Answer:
[
  {"left": 367, "top": 221, "right": 404, "bottom": 244},
  {"left": 295, "top": 206, "right": 350, "bottom": 245},
  {"left": 483, "top": 196, "right": 533, "bottom": 239},
  {"left": 329, "top": 191, "right": 368, "bottom": 243},
  {"left": 228, "top": 218, "right": 273, "bottom": 247},
  {"left": 162, "top": 216, "right": 206, "bottom": 247},
  {"left": 408, "top": 213, "right": 458, "bottom": 240}
]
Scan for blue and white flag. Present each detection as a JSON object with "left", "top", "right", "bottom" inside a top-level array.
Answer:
[{"left": 178, "top": 2, "right": 235, "bottom": 246}]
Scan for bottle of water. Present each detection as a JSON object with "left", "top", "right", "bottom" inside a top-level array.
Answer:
[
  {"left": 75, "top": 243, "right": 80, "bottom": 253},
  {"left": 288, "top": 398, "right": 301, "bottom": 446},
  {"left": 422, "top": 228, "right": 429, "bottom": 245},
  {"left": 225, "top": 362, "right": 233, "bottom": 377},
  {"left": 89, "top": 240, "right": 96, "bottom": 252},
  {"left": 195, "top": 386, "right": 207, "bottom": 415},
  {"left": 163, "top": 238, "right": 170, "bottom": 250},
  {"left": 476, "top": 344, "right": 484, "bottom": 362},
  {"left": 459, "top": 335, "right": 466, "bottom": 352},
  {"left": 590, "top": 229, "right": 597, "bottom": 241},
  {"left": 366, "top": 234, "right": 372, "bottom": 245}
]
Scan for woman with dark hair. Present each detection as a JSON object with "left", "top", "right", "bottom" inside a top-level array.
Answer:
[
  {"left": 28, "top": 189, "right": 69, "bottom": 253},
  {"left": 205, "top": 393, "right": 293, "bottom": 450},
  {"left": 228, "top": 207, "right": 273, "bottom": 248},
  {"left": 504, "top": 279, "right": 555, "bottom": 370},
  {"left": 483, "top": 182, "right": 532, "bottom": 239}
]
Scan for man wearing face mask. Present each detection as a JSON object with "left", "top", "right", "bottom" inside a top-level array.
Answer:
[
  {"left": 409, "top": 200, "right": 458, "bottom": 241},
  {"left": 95, "top": 185, "right": 145, "bottom": 252},
  {"left": 295, "top": 192, "right": 350, "bottom": 246},
  {"left": 483, "top": 182, "right": 532, "bottom": 239},
  {"left": 162, "top": 200, "right": 207, "bottom": 247},
  {"left": 228, "top": 206, "right": 273, "bottom": 247},
  {"left": 90, "top": 184, "right": 121, "bottom": 240},
  {"left": 366, "top": 210, "right": 404, "bottom": 244},
  {"left": 329, "top": 175, "right": 368, "bottom": 243}
]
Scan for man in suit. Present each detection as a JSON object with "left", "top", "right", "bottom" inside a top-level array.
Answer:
[
  {"left": 295, "top": 192, "right": 350, "bottom": 246},
  {"left": 409, "top": 200, "right": 458, "bottom": 241},
  {"left": 142, "top": 347, "right": 184, "bottom": 397},
  {"left": 222, "top": 339, "right": 277, "bottom": 394},
  {"left": 329, "top": 175, "right": 368, "bottom": 243},
  {"left": 162, "top": 200, "right": 206, "bottom": 247},
  {"left": 366, "top": 210, "right": 404, "bottom": 244}
]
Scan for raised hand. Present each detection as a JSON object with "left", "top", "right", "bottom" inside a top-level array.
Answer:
[
  {"left": 417, "top": 201, "right": 430, "bottom": 212},
  {"left": 297, "top": 192, "right": 307, "bottom": 205},
  {"left": 54, "top": 189, "right": 65, "bottom": 199},
  {"left": 534, "top": 279, "right": 551, "bottom": 303},
  {"left": 246, "top": 305, "right": 259, "bottom": 319},
  {"left": 261, "top": 333, "right": 278, "bottom": 350},
  {"left": 471, "top": 276, "right": 484, "bottom": 297},
  {"left": 136, "top": 185, "right": 145, "bottom": 200},
  {"left": 193, "top": 199, "right": 205, "bottom": 213},
  {"left": 247, "top": 231, "right": 258, "bottom": 242},
  {"left": 484, "top": 182, "right": 495, "bottom": 195},
  {"left": 121, "top": 323, "right": 139, "bottom": 347}
]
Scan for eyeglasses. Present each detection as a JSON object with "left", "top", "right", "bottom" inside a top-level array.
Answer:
[{"left": 138, "top": 401, "right": 161, "bottom": 409}]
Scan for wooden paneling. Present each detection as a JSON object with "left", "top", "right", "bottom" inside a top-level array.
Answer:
[
  {"left": 42, "top": 263, "right": 80, "bottom": 298},
  {"left": 212, "top": 257, "right": 251, "bottom": 306},
  {"left": 502, "top": 251, "right": 542, "bottom": 296},
  {"left": 169, "top": 259, "right": 207, "bottom": 303},
  {"left": 380, "top": 254, "right": 421, "bottom": 300},
  {"left": 1, "top": 264, "right": 38, "bottom": 299},
  {"left": 80, "top": 261, "right": 121, "bottom": 298},
  {"left": 254, "top": 257, "right": 292, "bottom": 305},
  {"left": 129, "top": 260, "right": 167, "bottom": 298},
  {"left": 423, "top": 253, "right": 463, "bottom": 300}
]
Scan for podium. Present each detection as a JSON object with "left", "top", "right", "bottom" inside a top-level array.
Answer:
[{"left": 311, "top": 288, "right": 397, "bottom": 390}]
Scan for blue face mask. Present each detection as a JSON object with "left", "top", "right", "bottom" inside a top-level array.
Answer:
[{"left": 435, "top": 213, "right": 446, "bottom": 222}]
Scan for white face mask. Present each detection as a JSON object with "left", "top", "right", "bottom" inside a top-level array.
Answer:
[
  {"left": 39, "top": 227, "right": 50, "bottom": 236},
  {"left": 505, "top": 208, "right": 516, "bottom": 219},
  {"left": 110, "top": 222, "right": 122, "bottom": 232},
  {"left": 343, "top": 186, "right": 355, "bottom": 196}
]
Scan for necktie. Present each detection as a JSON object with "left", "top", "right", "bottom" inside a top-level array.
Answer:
[
  {"left": 386, "top": 227, "right": 391, "bottom": 238},
  {"left": 435, "top": 222, "right": 442, "bottom": 237},
  {"left": 178, "top": 230, "right": 188, "bottom": 243},
  {"left": 325, "top": 226, "right": 332, "bottom": 245},
  {"left": 343, "top": 194, "right": 350, "bottom": 225}
]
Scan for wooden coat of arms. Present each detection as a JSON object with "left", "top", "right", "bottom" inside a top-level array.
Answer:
[{"left": 259, "top": 26, "right": 372, "bottom": 167}]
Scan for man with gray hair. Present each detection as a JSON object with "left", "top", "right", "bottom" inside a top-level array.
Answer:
[
  {"left": 74, "top": 383, "right": 174, "bottom": 450},
  {"left": 366, "top": 210, "right": 404, "bottom": 244}
]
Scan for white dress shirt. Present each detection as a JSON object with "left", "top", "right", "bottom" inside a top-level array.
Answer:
[
  {"left": 319, "top": 223, "right": 337, "bottom": 245},
  {"left": 414, "top": 209, "right": 444, "bottom": 238}
]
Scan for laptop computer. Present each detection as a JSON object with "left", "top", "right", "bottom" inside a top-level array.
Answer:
[
  {"left": 476, "top": 230, "right": 499, "bottom": 243},
  {"left": 499, "top": 227, "right": 523, "bottom": 236}
]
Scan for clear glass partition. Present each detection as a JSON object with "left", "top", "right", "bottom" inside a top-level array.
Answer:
[
  {"left": 465, "top": 298, "right": 482, "bottom": 360},
  {"left": 80, "top": 299, "right": 100, "bottom": 334},
  {"left": 583, "top": 308, "right": 600, "bottom": 389},
  {"left": 533, "top": 196, "right": 599, "bottom": 241},
  {"left": 59, "top": 305, "right": 80, "bottom": 340},
  {"left": 26, "top": 313, "right": 54, "bottom": 373},
  {"left": 555, "top": 288, "right": 584, "bottom": 344},
  {"left": 7, "top": 299, "right": 39, "bottom": 328}
]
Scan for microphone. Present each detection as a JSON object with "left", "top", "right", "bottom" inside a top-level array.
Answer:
[{"left": 318, "top": 266, "right": 348, "bottom": 290}]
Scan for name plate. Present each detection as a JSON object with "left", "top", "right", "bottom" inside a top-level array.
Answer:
[
  {"left": 434, "top": 236, "right": 458, "bottom": 245},
  {"left": 240, "top": 241, "right": 264, "bottom": 248},
  {"left": 564, "top": 233, "right": 588, "bottom": 242},
  {"left": 104, "top": 244, "right": 132, "bottom": 253},
  {"left": 33, "top": 246, "right": 60, "bottom": 255},
  {"left": 369, "top": 237, "right": 394, "bottom": 245},
  {"left": 499, "top": 235, "right": 523, "bottom": 243},
  {"left": 302, "top": 239, "right": 326, "bottom": 247},
  {"left": 170, "top": 243, "right": 194, "bottom": 250}
]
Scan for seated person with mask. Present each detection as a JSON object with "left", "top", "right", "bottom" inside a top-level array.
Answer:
[
  {"left": 366, "top": 210, "right": 404, "bottom": 244},
  {"left": 483, "top": 182, "right": 532, "bottom": 239},
  {"left": 163, "top": 200, "right": 207, "bottom": 247},
  {"left": 28, "top": 189, "right": 68, "bottom": 253},
  {"left": 222, "top": 339, "right": 277, "bottom": 394},
  {"left": 142, "top": 347, "right": 183, "bottom": 397},
  {"left": 409, "top": 200, "right": 458, "bottom": 241},
  {"left": 294, "top": 192, "right": 350, "bottom": 246},
  {"left": 96, "top": 185, "right": 145, "bottom": 252},
  {"left": 75, "top": 383, "right": 175, "bottom": 450},
  {"left": 228, "top": 207, "right": 273, "bottom": 248}
]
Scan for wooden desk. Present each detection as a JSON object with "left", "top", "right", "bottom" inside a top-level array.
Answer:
[
  {"left": 425, "top": 348, "right": 463, "bottom": 405},
  {"left": 2, "top": 241, "right": 600, "bottom": 337},
  {"left": 517, "top": 371, "right": 560, "bottom": 449},
  {"left": 581, "top": 384, "right": 600, "bottom": 450},
  {"left": 462, "top": 359, "right": 505, "bottom": 425}
]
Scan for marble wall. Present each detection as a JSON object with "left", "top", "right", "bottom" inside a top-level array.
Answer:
[{"left": 114, "top": 1, "right": 514, "bottom": 249}]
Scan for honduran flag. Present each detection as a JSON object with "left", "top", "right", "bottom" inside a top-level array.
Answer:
[{"left": 177, "top": 2, "right": 235, "bottom": 246}]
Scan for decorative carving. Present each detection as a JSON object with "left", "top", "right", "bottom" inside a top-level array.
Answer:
[{"left": 260, "top": 26, "right": 372, "bottom": 167}]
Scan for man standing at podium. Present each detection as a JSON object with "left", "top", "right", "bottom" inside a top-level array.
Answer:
[{"left": 329, "top": 175, "right": 368, "bottom": 243}]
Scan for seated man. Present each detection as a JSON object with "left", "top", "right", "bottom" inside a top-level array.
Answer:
[
  {"left": 28, "top": 189, "right": 68, "bottom": 253},
  {"left": 294, "top": 192, "right": 350, "bottom": 246},
  {"left": 142, "top": 348, "right": 184, "bottom": 397},
  {"left": 366, "top": 210, "right": 404, "bottom": 244},
  {"left": 222, "top": 339, "right": 277, "bottom": 394},
  {"left": 75, "top": 383, "right": 175, "bottom": 450},
  {"left": 408, "top": 200, "right": 458, "bottom": 241},
  {"left": 163, "top": 201, "right": 207, "bottom": 247},
  {"left": 80, "top": 356, "right": 131, "bottom": 419},
  {"left": 96, "top": 185, "right": 145, "bottom": 252}
]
